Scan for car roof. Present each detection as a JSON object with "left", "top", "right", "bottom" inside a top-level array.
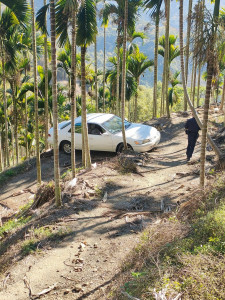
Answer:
[{"left": 75, "top": 113, "right": 114, "bottom": 125}]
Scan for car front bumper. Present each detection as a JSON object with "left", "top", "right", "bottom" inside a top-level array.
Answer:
[{"left": 132, "top": 134, "right": 161, "bottom": 153}]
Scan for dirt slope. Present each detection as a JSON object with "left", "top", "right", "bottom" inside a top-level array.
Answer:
[{"left": 0, "top": 111, "right": 217, "bottom": 300}]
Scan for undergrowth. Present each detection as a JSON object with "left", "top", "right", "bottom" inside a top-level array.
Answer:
[
  {"left": 110, "top": 173, "right": 225, "bottom": 300},
  {"left": 21, "top": 226, "right": 71, "bottom": 256}
]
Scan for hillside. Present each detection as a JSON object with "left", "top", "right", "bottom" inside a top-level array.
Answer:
[{"left": 0, "top": 108, "right": 224, "bottom": 299}]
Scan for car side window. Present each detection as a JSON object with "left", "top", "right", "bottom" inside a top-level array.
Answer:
[
  {"left": 68, "top": 125, "right": 82, "bottom": 133},
  {"left": 88, "top": 124, "right": 105, "bottom": 135}
]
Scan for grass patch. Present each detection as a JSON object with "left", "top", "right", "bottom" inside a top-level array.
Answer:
[
  {"left": 110, "top": 173, "right": 225, "bottom": 300},
  {"left": 21, "top": 225, "right": 71, "bottom": 256},
  {"left": 0, "top": 216, "right": 32, "bottom": 239}
]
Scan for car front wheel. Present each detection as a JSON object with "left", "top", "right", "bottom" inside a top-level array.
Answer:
[
  {"left": 116, "top": 143, "right": 133, "bottom": 154},
  {"left": 61, "top": 141, "right": 71, "bottom": 154}
]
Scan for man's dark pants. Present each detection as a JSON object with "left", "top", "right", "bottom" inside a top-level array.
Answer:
[{"left": 186, "top": 132, "right": 198, "bottom": 159}]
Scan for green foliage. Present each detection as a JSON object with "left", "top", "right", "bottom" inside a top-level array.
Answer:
[
  {"left": 0, "top": 216, "right": 31, "bottom": 239},
  {"left": 21, "top": 226, "right": 71, "bottom": 256}
]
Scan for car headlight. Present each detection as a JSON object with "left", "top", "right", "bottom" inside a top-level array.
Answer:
[
  {"left": 134, "top": 139, "right": 150, "bottom": 145},
  {"left": 142, "top": 139, "right": 150, "bottom": 144}
]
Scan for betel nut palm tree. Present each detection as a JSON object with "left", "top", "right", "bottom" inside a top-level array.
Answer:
[
  {"left": 50, "top": 0, "right": 62, "bottom": 206},
  {"left": 37, "top": 0, "right": 78, "bottom": 178},
  {"left": 0, "top": 0, "right": 28, "bottom": 167},
  {"left": 102, "top": 0, "right": 141, "bottom": 117},
  {"left": 77, "top": 0, "right": 97, "bottom": 169},
  {"left": 128, "top": 46, "right": 154, "bottom": 122},
  {"left": 144, "top": 0, "right": 163, "bottom": 118},
  {"left": 31, "top": 0, "right": 42, "bottom": 184}
]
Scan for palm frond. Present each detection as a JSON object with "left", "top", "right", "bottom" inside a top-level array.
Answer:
[
  {"left": 1, "top": 0, "right": 28, "bottom": 24},
  {"left": 76, "top": 0, "right": 97, "bottom": 47},
  {"left": 36, "top": 4, "right": 49, "bottom": 35}
]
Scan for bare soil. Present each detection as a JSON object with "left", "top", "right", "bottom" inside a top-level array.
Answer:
[{"left": 0, "top": 110, "right": 222, "bottom": 300}]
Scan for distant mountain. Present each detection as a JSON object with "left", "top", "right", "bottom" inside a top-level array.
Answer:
[{"left": 35, "top": 1, "right": 215, "bottom": 86}]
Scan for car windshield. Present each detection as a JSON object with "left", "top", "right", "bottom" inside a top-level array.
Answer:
[{"left": 102, "top": 116, "right": 131, "bottom": 134}]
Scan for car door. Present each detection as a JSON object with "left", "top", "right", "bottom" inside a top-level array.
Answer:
[
  {"left": 88, "top": 123, "right": 113, "bottom": 151},
  {"left": 67, "top": 123, "right": 82, "bottom": 150}
]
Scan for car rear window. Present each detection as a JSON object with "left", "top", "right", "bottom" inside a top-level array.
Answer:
[{"left": 68, "top": 124, "right": 82, "bottom": 133}]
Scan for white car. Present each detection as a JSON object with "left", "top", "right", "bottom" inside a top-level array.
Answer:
[{"left": 48, "top": 113, "right": 160, "bottom": 154}]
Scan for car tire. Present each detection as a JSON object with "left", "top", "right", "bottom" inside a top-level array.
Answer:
[
  {"left": 61, "top": 141, "right": 71, "bottom": 155},
  {"left": 116, "top": 143, "right": 133, "bottom": 154}
]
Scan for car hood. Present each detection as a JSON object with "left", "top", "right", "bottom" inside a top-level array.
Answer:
[{"left": 115, "top": 123, "right": 157, "bottom": 140}]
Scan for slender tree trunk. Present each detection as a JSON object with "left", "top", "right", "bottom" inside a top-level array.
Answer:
[
  {"left": 24, "top": 67, "right": 28, "bottom": 158},
  {"left": 197, "top": 64, "right": 201, "bottom": 107},
  {"left": 71, "top": 8, "right": 77, "bottom": 178},
  {"left": 11, "top": 81, "right": 19, "bottom": 165},
  {"left": 164, "top": 0, "right": 170, "bottom": 118},
  {"left": 185, "top": 0, "right": 193, "bottom": 103},
  {"left": 192, "top": 57, "right": 197, "bottom": 107},
  {"left": 103, "top": 13, "right": 106, "bottom": 114},
  {"left": 153, "top": 13, "right": 159, "bottom": 118},
  {"left": 134, "top": 78, "right": 139, "bottom": 122},
  {"left": 220, "top": 75, "right": 225, "bottom": 111},
  {"left": 116, "top": 34, "right": 121, "bottom": 116},
  {"left": 12, "top": 125, "right": 15, "bottom": 166},
  {"left": 81, "top": 46, "right": 91, "bottom": 168},
  {"left": 94, "top": 33, "right": 98, "bottom": 112},
  {"left": 200, "top": 56, "right": 213, "bottom": 186},
  {"left": 190, "top": 61, "right": 194, "bottom": 104},
  {"left": 50, "top": 0, "right": 61, "bottom": 206},
  {"left": 1, "top": 46, "right": 9, "bottom": 167},
  {"left": 179, "top": 0, "right": 221, "bottom": 161},
  {"left": 160, "top": 67, "right": 165, "bottom": 116},
  {"left": 44, "top": 0, "right": 49, "bottom": 151},
  {"left": 31, "top": 0, "right": 41, "bottom": 184},
  {"left": 121, "top": 0, "right": 128, "bottom": 150}
]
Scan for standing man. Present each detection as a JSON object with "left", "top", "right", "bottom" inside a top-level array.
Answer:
[{"left": 185, "top": 114, "right": 201, "bottom": 162}]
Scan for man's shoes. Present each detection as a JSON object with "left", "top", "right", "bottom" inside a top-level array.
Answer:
[{"left": 187, "top": 157, "right": 190, "bottom": 162}]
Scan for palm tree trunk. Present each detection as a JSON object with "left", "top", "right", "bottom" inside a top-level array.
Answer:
[
  {"left": 24, "top": 67, "right": 28, "bottom": 158},
  {"left": 179, "top": 0, "right": 221, "bottom": 161},
  {"left": 1, "top": 44, "right": 9, "bottom": 167},
  {"left": 160, "top": 66, "right": 165, "bottom": 116},
  {"left": 71, "top": 8, "right": 77, "bottom": 178},
  {"left": 12, "top": 125, "right": 15, "bottom": 166},
  {"left": 31, "top": 0, "right": 41, "bottom": 184},
  {"left": 185, "top": 0, "right": 192, "bottom": 102},
  {"left": 44, "top": 0, "right": 49, "bottom": 151},
  {"left": 192, "top": 57, "right": 197, "bottom": 107},
  {"left": 12, "top": 80, "right": 19, "bottom": 165},
  {"left": 164, "top": 0, "right": 170, "bottom": 118},
  {"left": 94, "top": 33, "right": 98, "bottom": 112},
  {"left": 134, "top": 77, "right": 139, "bottom": 122},
  {"left": 121, "top": 0, "right": 128, "bottom": 149},
  {"left": 220, "top": 75, "right": 225, "bottom": 111},
  {"left": 81, "top": 46, "right": 91, "bottom": 169},
  {"left": 50, "top": 0, "right": 61, "bottom": 206},
  {"left": 200, "top": 56, "right": 213, "bottom": 186},
  {"left": 190, "top": 61, "right": 194, "bottom": 104},
  {"left": 103, "top": 14, "right": 106, "bottom": 114},
  {"left": 116, "top": 33, "right": 121, "bottom": 116},
  {"left": 197, "top": 64, "right": 201, "bottom": 107},
  {"left": 153, "top": 13, "right": 159, "bottom": 118}
]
